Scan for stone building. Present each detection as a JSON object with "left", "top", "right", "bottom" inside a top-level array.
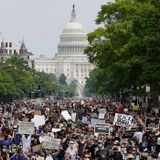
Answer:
[{"left": 34, "top": 5, "right": 94, "bottom": 95}]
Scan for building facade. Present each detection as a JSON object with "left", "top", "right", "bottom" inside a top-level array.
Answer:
[
  {"left": 34, "top": 5, "right": 94, "bottom": 95},
  {"left": 0, "top": 33, "right": 33, "bottom": 66}
]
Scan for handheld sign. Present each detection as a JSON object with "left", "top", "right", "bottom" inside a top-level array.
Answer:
[
  {"left": 98, "top": 108, "right": 106, "bottom": 119},
  {"left": 36, "top": 157, "right": 44, "bottom": 160},
  {"left": 82, "top": 116, "right": 87, "bottom": 124},
  {"left": 18, "top": 122, "right": 35, "bottom": 135},
  {"left": 113, "top": 113, "right": 133, "bottom": 129},
  {"left": 91, "top": 118, "right": 105, "bottom": 127},
  {"left": 94, "top": 123, "right": 110, "bottom": 134},
  {"left": 71, "top": 113, "right": 76, "bottom": 122},
  {"left": 61, "top": 110, "right": 71, "bottom": 121},
  {"left": 31, "top": 115, "right": 45, "bottom": 128},
  {"left": 43, "top": 136, "right": 61, "bottom": 150}
]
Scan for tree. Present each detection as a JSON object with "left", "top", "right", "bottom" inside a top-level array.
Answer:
[
  {"left": 58, "top": 74, "right": 67, "bottom": 86},
  {"left": 0, "top": 56, "right": 59, "bottom": 100},
  {"left": 85, "top": 0, "right": 160, "bottom": 98},
  {"left": 68, "top": 80, "right": 77, "bottom": 96}
]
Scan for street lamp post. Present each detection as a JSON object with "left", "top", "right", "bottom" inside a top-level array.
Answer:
[{"left": 145, "top": 85, "right": 150, "bottom": 108}]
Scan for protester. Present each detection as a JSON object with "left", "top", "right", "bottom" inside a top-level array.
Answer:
[{"left": 0, "top": 96, "right": 159, "bottom": 160}]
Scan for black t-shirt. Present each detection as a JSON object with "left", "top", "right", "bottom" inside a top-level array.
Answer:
[
  {"left": 108, "top": 152, "right": 123, "bottom": 160},
  {"left": 96, "top": 148, "right": 110, "bottom": 160}
]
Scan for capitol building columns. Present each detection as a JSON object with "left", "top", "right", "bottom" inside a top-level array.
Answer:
[{"left": 34, "top": 5, "right": 94, "bottom": 96}]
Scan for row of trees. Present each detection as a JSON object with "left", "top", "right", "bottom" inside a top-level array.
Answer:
[
  {"left": 0, "top": 56, "right": 77, "bottom": 101},
  {"left": 84, "top": 0, "right": 160, "bottom": 101}
]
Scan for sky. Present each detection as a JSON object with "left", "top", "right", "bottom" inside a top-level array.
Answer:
[{"left": 0, "top": 0, "right": 109, "bottom": 58}]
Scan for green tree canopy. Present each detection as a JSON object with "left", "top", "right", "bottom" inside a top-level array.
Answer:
[
  {"left": 85, "top": 0, "right": 160, "bottom": 95},
  {"left": 58, "top": 73, "right": 67, "bottom": 86}
]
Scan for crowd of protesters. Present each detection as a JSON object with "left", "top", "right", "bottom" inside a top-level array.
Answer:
[{"left": 0, "top": 96, "right": 159, "bottom": 160}]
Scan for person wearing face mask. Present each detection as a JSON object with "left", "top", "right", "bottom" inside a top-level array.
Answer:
[
  {"left": 77, "top": 135, "right": 86, "bottom": 158},
  {"left": 95, "top": 141, "right": 109, "bottom": 160},
  {"left": 108, "top": 146, "right": 123, "bottom": 160}
]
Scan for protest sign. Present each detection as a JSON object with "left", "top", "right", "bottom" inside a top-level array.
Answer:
[
  {"left": 18, "top": 121, "right": 35, "bottom": 135},
  {"left": 94, "top": 123, "right": 110, "bottom": 134},
  {"left": 71, "top": 113, "right": 76, "bottom": 122},
  {"left": 61, "top": 110, "right": 71, "bottom": 121},
  {"left": 36, "top": 157, "right": 44, "bottom": 160},
  {"left": 82, "top": 116, "right": 87, "bottom": 124},
  {"left": 98, "top": 108, "right": 106, "bottom": 119},
  {"left": 122, "top": 129, "right": 137, "bottom": 139},
  {"left": 132, "top": 105, "right": 140, "bottom": 111},
  {"left": 52, "top": 128, "right": 61, "bottom": 133},
  {"left": 43, "top": 136, "right": 61, "bottom": 150},
  {"left": 91, "top": 118, "right": 105, "bottom": 127},
  {"left": 31, "top": 115, "right": 45, "bottom": 128},
  {"left": 113, "top": 113, "right": 133, "bottom": 129},
  {"left": 99, "top": 108, "right": 106, "bottom": 114}
]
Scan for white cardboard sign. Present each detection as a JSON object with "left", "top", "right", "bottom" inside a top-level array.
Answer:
[
  {"left": 31, "top": 115, "right": 45, "bottom": 128},
  {"left": 43, "top": 136, "right": 61, "bottom": 150},
  {"left": 52, "top": 128, "right": 61, "bottom": 133},
  {"left": 18, "top": 121, "right": 35, "bottom": 135},
  {"left": 61, "top": 110, "right": 71, "bottom": 121},
  {"left": 113, "top": 113, "right": 133, "bottom": 129},
  {"left": 71, "top": 113, "right": 76, "bottom": 122},
  {"left": 98, "top": 108, "right": 106, "bottom": 119}
]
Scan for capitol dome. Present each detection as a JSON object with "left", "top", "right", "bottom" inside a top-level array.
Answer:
[{"left": 57, "top": 5, "right": 88, "bottom": 57}]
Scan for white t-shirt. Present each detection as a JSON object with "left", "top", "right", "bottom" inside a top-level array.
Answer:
[{"left": 22, "top": 135, "right": 31, "bottom": 152}]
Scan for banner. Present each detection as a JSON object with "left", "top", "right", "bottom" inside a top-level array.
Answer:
[
  {"left": 18, "top": 122, "right": 35, "bottom": 135},
  {"left": 43, "top": 136, "right": 61, "bottom": 150},
  {"left": 94, "top": 123, "right": 110, "bottom": 134},
  {"left": 113, "top": 113, "right": 133, "bottom": 128}
]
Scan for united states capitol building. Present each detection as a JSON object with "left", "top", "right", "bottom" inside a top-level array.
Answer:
[{"left": 34, "top": 5, "right": 94, "bottom": 95}]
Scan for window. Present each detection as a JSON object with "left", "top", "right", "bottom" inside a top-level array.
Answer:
[
  {"left": 14, "top": 50, "right": 17, "bottom": 54},
  {"left": 9, "top": 50, "right": 12, "bottom": 54},
  {"left": 6, "top": 43, "right": 8, "bottom": 47},
  {"left": 9, "top": 43, "right": 12, "bottom": 47}
]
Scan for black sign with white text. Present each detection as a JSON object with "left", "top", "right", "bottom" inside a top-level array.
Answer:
[{"left": 94, "top": 124, "right": 110, "bottom": 134}]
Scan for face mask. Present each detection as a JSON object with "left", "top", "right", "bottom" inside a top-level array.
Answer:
[{"left": 2, "top": 149, "right": 6, "bottom": 152}]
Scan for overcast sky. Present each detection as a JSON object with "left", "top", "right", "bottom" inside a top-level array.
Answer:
[{"left": 0, "top": 0, "right": 109, "bottom": 58}]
